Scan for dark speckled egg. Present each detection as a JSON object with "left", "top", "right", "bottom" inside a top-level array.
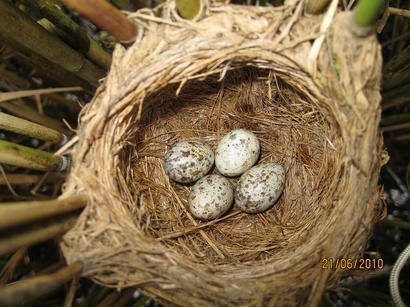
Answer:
[
  {"left": 188, "top": 174, "right": 233, "bottom": 220},
  {"left": 164, "top": 140, "right": 214, "bottom": 183},
  {"left": 235, "top": 163, "right": 285, "bottom": 213}
]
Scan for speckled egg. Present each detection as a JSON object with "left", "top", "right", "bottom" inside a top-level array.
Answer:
[
  {"left": 235, "top": 163, "right": 285, "bottom": 213},
  {"left": 188, "top": 174, "right": 234, "bottom": 220},
  {"left": 164, "top": 140, "right": 214, "bottom": 183},
  {"left": 215, "top": 129, "right": 260, "bottom": 177}
]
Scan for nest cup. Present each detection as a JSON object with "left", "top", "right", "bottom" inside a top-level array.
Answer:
[{"left": 60, "top": 1, "right": 387, "bottom": 305}]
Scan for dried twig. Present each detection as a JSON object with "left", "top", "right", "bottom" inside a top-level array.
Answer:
[
  {"left": 58, "top": 0, "right": 138, "bottom": 43},
  {"left": 0, "top": 194, "right": 87, "bottom": 229},
  {"left": 0, "top": 261, "right": 84, "bottom": 306}
]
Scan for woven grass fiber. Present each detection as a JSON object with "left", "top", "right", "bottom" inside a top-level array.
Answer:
[{"left": 59, "top": 0, "right": 388, "bottom": 305}]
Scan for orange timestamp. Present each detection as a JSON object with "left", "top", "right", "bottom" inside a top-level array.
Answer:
[{"left": 322, "top": 258, "right": 384, "bottom": 270}]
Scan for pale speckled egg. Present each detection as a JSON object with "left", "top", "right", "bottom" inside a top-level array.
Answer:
[
  {"left": 235, "top": 163, "right": 285, "bottom": 213},
  {"left": 188, "top": 174, "right": 234, "bottom": 220},
  {"left": 164, "top": 140, "right": 214, "bottom": 183},
  {"left": 215, "top": 129, "right": 260, "bottom": 177}
]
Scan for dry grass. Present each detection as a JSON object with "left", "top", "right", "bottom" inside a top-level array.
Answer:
[
  {"left": 128, "top": 69, "right": 337, "bottom": 265},
  {"left": 59, "top": 1, "right": 386, "bottom": 305}
]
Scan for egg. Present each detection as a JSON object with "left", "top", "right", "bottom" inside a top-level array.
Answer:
[
  {"left": 188, "top": 174, "right": 234, "bottom": 220},
  {"left": 164, "top": 140, "right": 214, "bottom": 183},
  {"left": 235, "top": 163, "right": 285, "bottom": 213},
  {"left": 215, "top": 129, "right": 260, "bottom": 177}
]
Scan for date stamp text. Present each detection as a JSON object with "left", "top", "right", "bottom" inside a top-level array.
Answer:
[{"left": 322, "top": 258, "right": 383, "bottom": 270}]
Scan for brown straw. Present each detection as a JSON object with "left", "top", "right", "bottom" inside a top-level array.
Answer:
[{"left": 60, "top": 1, "right": 386, "bottom": 305}]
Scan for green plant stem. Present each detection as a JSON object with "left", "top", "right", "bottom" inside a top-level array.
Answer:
[
  {"left": 0, "top": 112, "right": 63, "bottom": 143},
  {"left": 22, "top": 0, "right": 111, "bottom": 70},
  {"left": 37, "top": 261, "right": 66, "bottom": 276},
  {"left": 395, "top": 2, "right": 410, "bottom": 55},
  {"left": 381, "top": 86, "right": 410, "bottom": 111},
  {"left": 78, "top": 287, "right": 111, "bottom": 307},
  {"left": 0, "top": 100, "right": 70, "bottom": 134},
  {"left": 9, "top": 49, "right": 95, "bottom": 94},
  {"left": 97, "top": 291, "right": 120, "bottom": 307},
  {"left": 394, "top": 134, "right": 410, "bottom": 142},
  {"left": 306, "top": 0, "right": 331, "bottom": 14},
  {"left": 44, "top": 93, "right": 82, "bottom": 113},
  {"left": 0, "top": 260, "right": 83, "bottom": 306},
  {"left": 382, "top": 31, "right": 410, "bottom": 48},
  {"left": 0, "top": 0, "right": 105, "bottom": 91},
  {"left": 382, "top": 121, "right": 410, "bottom": 132},
  {"left": 0, "top": 247, "right": 27, "bottom": 285},
  {"left": 0, "top": 173, "right": 65, "bottom": 185},
  {"left": 0, "top": 140, "right": 63, "bottom": 171},
  {"left": 270, "top": 0, "right": 284, "bottom": 6},
  {"left": 0, "top": 213, "right": 79, "bottom": 256},
  {"left": 112, "top": 287, "right": 137, "bottom": 307},
  {"left": 111, "top": 0, "right": 135, "bottom": 11},
  {"left": 353, "top": 0, "right": 386, "bottom": 27},
  {"left": 130, "top": 294, "right": 150, "bottom": 307},
  {"left": 384, "top": 45, "right": 410, "bottom": 73},
  {"left": 381, "top": 113, "right": 410, "bottom": 126},
  {"left": 378, "top": 218, "right": 410, "bottom": 230},
  {"left": 348, "top": 286, "right": 391, "bottom": 305},
  {"left": 176, "top": 0, "right": 201, "bottom": 19},
  {"left": 0, "top": 194, "right": 87, "bottom": 229},
  {"left": 23, "top": 0, "right": 88, "bottom": 51},
  {"left": 59, "top": 0, "right": 138, "bottom": 43},
  {"left": 383, "top": 68, "right": 410, "bottom": 92},
  {"left": 0, "top": 66, "right": 31, "bottom": 89},
  {"left": 63, "top": 276, "right": 80, "bottom": 307}
]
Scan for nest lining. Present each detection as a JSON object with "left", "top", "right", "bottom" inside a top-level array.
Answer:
[{"left": 126, "top": 67, "right": 340, "bottom": 265}]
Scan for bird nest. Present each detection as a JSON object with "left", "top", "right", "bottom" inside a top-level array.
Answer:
[{"left": 60, "top": 1, "right": 387, "bottom": 305}]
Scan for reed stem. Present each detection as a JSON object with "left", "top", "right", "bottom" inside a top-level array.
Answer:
[
  {"left": 0, "top": 112, "right": 63, "bottom": 144},
  {"left": 305, "top": 0, "right": 331, "bottom": 14},
  {"left": 383, "top": 68, "right": 410, "bottom": 92},
  {"left": 382, "top": 121, "right": 410, "bottom": 132},
  {"left": 0, "top": 173, "right": 65, "bottom": 185},
  {"left": 389, "top": 7, "right": 410, "bottom": 18},
  {"left": 0, "top": 261, "right": 83, "bottom": 306},
  {"left": 0, "top": 0, "right": 105, "bottom": 90},
  {"left": 111, "top": 287, "right": 137, "bottom": 307},
  {"left": 381, "top": 113, "right": 410, "bottom": 126},
  {"left": 78, "top": 287, "right": 112, "bottom": 307},
  {"left": 0, "top": 87, "right": 83, "bottom": 103},
  {"left": 0, "top": 140, "right": 65, "bottom": 171},
  {"left": 22, "top": 0, "right": 111, "bottom": 70},
  {"left": 0, "top": 194, "right": 87, "bottom": 229},
  {"left": 97, "top": 291, "right": 120, "bottom": 307},
  {"left": 270, "top": 0, "right": 284, "bottom": 6},
  {"left": 0, "top": 247, "right": 27, "bottom": 285},
  {"left": 58, "top": 0, "right": 138, "bottom": 43},
  {"left": 378, "top": 218, "right": 410, "bottom": 230},
  {"left": 0, "top": 213, "right": 79, "bottom": 256},
  {"left": 394, "top": 134, "right": 410, "bottom": 142},
  {"left": 44, "top": 93, "right": 82, "bottom": 113},
  {"left": 353, "top": 0, "right": 386, "bottom": 27},
  {"left": 111, "top": 0, "right": 135, "bottom": 11},
  {"left": 63, "top": 276, "right": 80, "bottom": 307},
  {"left": 176, "top": 0, "right": 201, "bottom": 20},
  {"left": 129, "top": 293, "right": 150, "bottom": 307},
  {"left": 0, "top": 100, "right": 70, "bottom": 134},
  {"left": 0, "top": 66, "right": 31, "bottom": 89}
]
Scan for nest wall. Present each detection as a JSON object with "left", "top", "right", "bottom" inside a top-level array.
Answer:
[{"left": 60, "top": 1, "right": 387, "bottom": 305}]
